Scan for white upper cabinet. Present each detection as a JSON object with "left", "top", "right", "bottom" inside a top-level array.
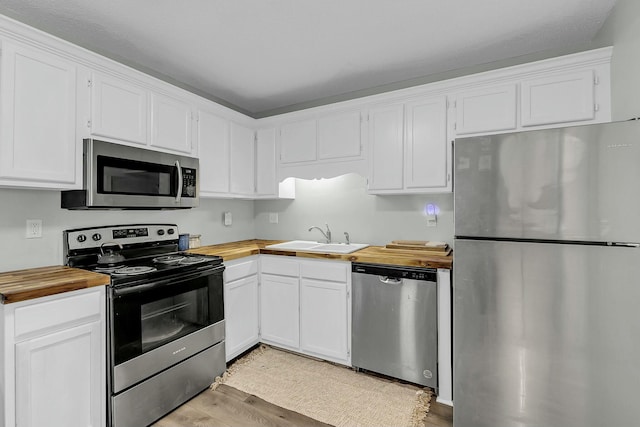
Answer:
[
  {"left": 405, "top": 97, "right": 448, "bottom": 189},
  {"left": 368, "top": 96, "right": 450, "bottom": 194},
  {"left": 150, "top": 92, "right": 193, "bottom": 154},
  {"left": 255, "top": 127, "right": 278, "bottom": 197},
  {"left": 454, "top": 84, "right": 517, "bottom": 136},
  {"left": 367, "top": 103, "right": 405, "bottom": 191},
  {"left": 89, "top": 72, "right": 148, "bottom": 145},
  {"left": 279, "top": 110, "right": 363, "bottom": 165},
  {"left": 317, "top": 110, "right": 362, "bottom": 160},
  {"left": 0, "top": 40, "right": 78, "bottom": 188},
  {"left": 279, "top": 119, "right": 317, "bottom": 164},
  {"left": 198, "top": 109, "right": 230, "bottom": 195},
  {"left": 229, "top": 121, "right": 255, "bottom": 195},
  {"left": 520, "top": 69, "right": 595, "bottom": 127}
]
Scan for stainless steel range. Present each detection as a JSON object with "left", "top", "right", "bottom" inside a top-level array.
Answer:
[{"left": 64, "top": 224, "right": 226, "bottom": 427}]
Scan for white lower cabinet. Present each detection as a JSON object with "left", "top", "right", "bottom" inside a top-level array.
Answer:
[
  {"left": 299, "top": 278, "right": 348, "bottom": 361},
  {"left": 223, "top": 257, "right": 260, "bottom": 361},
  {"left": 15, "top": 322, "right": 102, "bottom": 427},
  {"left": 258, "top": 256, "right": 351, "bottom": 365},
  {"left": 1, "top": 287, "right": 106, "bottom": 427},
  {"left": 260, "top": 273, "right": 300, "bottom": 350}
]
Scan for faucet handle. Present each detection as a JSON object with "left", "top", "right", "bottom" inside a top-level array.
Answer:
[{"left": 344, "top": 232, "right": 350, "bottom": 245}]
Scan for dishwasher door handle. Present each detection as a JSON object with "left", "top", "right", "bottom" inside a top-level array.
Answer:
[{"left": 379, "top": 276, "right": 402, "bottom": 285}]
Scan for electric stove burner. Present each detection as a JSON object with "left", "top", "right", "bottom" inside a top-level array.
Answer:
[
  {"left": 94, "top": 265, "right": 125, "bottom": 274},
  {"left": 178, "top": 256, "right": 209, "bottom": 265},
  {"left": 113, "top": 266, "right": 157, "bottom": 276},
  {"left": 152, "top": 255, "right": 186, "bottom": 264}
]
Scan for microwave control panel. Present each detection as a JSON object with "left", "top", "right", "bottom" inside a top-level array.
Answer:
[{"left": 182, "top": 168, "right": 197, "bottom": 197}]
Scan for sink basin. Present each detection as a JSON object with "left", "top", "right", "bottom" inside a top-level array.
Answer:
[
  {"left": 264, "top": 241, "right": 369, "bottom": 254},
  {"left": 308, "top": 243, "right": 369, "bottom": 254},
  {"left": 264, "top": 240, "right": 322, "bottom": 250}
]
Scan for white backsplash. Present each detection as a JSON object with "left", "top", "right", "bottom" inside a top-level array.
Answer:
[
  {"left": 254, "top": 174, "right": 454, "bottom": 247},
  {"left": 1, "top": 174, "right": 454, "bottom": 272},
  {"left": 0, "top": 188, "right": 255, "bottom": 272}
]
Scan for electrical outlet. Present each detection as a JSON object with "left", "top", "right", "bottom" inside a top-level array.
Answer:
[
  {"left": 26, "top": 219, "right": 42, "bottom": 239},
  {"left": 223, "top": 211, "right": 232, "bottom": 226},
  {"left": 426, "top": 215, "right": 437, "bottom": 227},
  {"left": 269, "top": 213, "right": 279, "bottom": 224}
]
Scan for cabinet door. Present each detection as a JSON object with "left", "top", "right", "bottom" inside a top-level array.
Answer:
[
  {"left": 405, "top": 96, "right": 448, "bottom": 189},
  {"left": 367, "top": 104, "right": 404, "bottom": 191},
  {"left": 455, "top": 84, "right": 517, "bottom": 135},
  {"left": 521, "top": 70, "right": 595, "bottom": 127},
  {"left": 150, "top": 92, "right": 193, "bottom": 154},
  {"left": 279, "top": 119, "right": 317, "bottom": 163},
  {"left": 229, "top": 122, "right": 255, "bottom": 195},
  {"left": 0, "top": 41, "right": 77, "bottom": 186},
  {"left": 255, "top": 128, "right": 277, "bottom": 196},
  {"left": 15, "top": 321, "right": 102, "bottom": 427},
  {"left": 300, "top": 278, "right": 348, "bottom": 361},
  {"left": 318, "top": 110, "right": 362, "bottom": 160},
  {"left": 198, "top": 110, "right": 230, "bottom": 195},
  {"left": 225, "top": 275, "right": 259, "bottom": 361},
  {"left": 90, "top": 72, "right": 147, "bottom": 144},
  {"left": 260, "top": 274, "right": 299, "bottom": 349}
]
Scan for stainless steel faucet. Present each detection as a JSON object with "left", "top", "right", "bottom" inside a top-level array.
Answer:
[{"left": 308, "top": 223, "right": 331, "bottom": 243}]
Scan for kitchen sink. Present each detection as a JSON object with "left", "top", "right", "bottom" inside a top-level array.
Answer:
[
  {"left": 308, "top": 243, "right": 369, "bottom": 254},
  {"left": 264, "top": 240, "right": 322, "bottom": 250},
  {"left": 264, "top": 241, "right": 369, "bottom": 254}
]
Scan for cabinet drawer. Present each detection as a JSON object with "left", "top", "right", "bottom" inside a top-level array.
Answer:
[
  {"left": 301, "top": 261, "right": 348, "bottom": 283},
  {"left": 224, "top": 258, "right": 259, "bottom": 282},
  {"left": 261, "top": 256, "right": 299, "bottom": 277},
  {"left": 14, "top": 288, "right": 102, "bottom": 340}
]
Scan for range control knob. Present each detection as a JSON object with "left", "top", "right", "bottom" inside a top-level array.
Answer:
[
  {"left": 157, "top": 229, "right": 165, "bottom": 236},
  {"left": 92, "top": 233, "right": 102, "bottom": 241},
  {"left": 167, "top": 229, "right": 175, "bottom": 235},
  {"left": 77, "top": 234, "right": 87, "bottom": 243}
]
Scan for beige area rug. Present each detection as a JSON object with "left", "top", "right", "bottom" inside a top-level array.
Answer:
[{"left": 212, "top": 346, "right": 432, "bottom": 427}]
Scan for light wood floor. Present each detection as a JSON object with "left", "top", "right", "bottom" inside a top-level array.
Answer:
[{"left": 153, "top": 383, "right": 453, "bottom": 427}]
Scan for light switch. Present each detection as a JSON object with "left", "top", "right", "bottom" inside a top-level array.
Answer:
[{"left": 223, "top": 212, "right": 232, "bottom": 226}]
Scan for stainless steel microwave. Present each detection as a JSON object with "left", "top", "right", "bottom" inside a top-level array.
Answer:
[{"left": 62, "top": 139, "right": 199, "bottom": 209}]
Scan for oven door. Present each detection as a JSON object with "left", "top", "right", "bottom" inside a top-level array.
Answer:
[{"left": 109, "top": 265, "right": 224, "bottom": 393}]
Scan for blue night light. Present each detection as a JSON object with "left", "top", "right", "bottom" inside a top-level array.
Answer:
[{"left": 425, "top": 203, "right": 440, "bottom": 216}]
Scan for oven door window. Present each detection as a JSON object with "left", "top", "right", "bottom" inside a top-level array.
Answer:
[
  {"left": 111, "top": 271, "right": 223, "bottom": 365},
  {"left": 97, "top": 155, "right": 177, "bottom": 197},
  {"left": 140, "top": 287, "right": 206, "bottom": 352}
]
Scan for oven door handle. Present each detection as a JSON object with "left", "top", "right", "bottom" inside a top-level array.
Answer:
[{"left": 112, "top": 266, "right": 223, "bottom": 296}]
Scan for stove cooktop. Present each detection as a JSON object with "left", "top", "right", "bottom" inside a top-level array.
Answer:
[
  {"left": 88, "top": 252, "right": 223, "bottom": 285},
  {"left": 63, "top": 224, "right": 223, "bottom": 287}
]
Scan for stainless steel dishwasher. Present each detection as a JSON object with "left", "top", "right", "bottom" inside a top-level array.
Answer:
[{"left": 352, "top": 262, "right": 438, "bottom": 390}]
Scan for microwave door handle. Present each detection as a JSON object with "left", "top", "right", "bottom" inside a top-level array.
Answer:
[{"left": 175, "top": 160, "right": 183, "bottom": 203}]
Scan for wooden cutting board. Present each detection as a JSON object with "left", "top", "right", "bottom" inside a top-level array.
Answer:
[{"left": 385, "top": 240, "right": 450, "bottom": 252}]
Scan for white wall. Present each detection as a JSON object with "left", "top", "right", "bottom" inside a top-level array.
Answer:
[
  {"left": 593, "top": 0, "right": 640, "bottom": 121},
  {"left": 254, "top": 174, "right": 453, "bottom": 246},
  {"left": 0, "top": 188, "right": 254, "bottom": 272}
]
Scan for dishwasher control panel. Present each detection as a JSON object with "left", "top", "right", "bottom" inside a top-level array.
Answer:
[{"left": 352, "top": 263, "right": 437, "bottom": 282}]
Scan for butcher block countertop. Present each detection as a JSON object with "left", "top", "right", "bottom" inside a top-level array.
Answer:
[
  {"left": 189, "top": 239, "right": 453, "bottom": 269},
  {"left": 0, "top": 266, "right": 110, "bottom": 304},
  {"left": 0, "top": 239, "right": 451, "bottom": 304}
]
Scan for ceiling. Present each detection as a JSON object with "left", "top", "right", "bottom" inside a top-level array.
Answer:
[{"left": 0, "top": 0, "right": 617, "bottom": 117}]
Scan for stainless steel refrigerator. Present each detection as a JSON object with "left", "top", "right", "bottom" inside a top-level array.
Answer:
[{"left": 453, "top": 120, "right": 640, "bottom": 427}]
